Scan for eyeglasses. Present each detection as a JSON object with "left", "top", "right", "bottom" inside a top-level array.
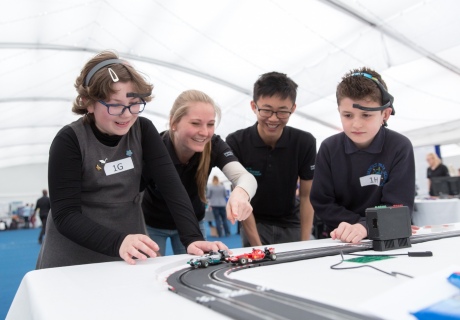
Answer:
[
  {"left": 255, "top": 104, "right": 292, "bottom": 119},
  {"left": 98, "top": 99, "right": 146, "bottom": 115}
]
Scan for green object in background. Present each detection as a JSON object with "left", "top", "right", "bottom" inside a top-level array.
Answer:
[{"left": 345, "top": 255, "right": 395, "bottom": 263}]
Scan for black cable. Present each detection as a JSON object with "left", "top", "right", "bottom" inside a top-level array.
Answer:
[
  {"left": 348, "top": 251, "right": 432, "bottom": 257},
  {"left": 330, "top": 252, "right": 414, "bottom": 278}
]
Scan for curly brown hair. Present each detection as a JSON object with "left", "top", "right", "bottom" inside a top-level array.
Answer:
[
  {"left": 72, "top": 50, "right": 154, "bottom": 121},
  {"left": 336, "top": 67, "right": 388, "bottom": 106}
]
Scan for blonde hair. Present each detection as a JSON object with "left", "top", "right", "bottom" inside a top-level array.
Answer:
[
  {"left": 426, "top": 152, "right": 442, "bottom": 167},
  {"left": 169, "top": 90, "right": 221, "bottom": 202}
]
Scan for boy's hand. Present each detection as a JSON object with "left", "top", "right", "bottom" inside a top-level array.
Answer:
[{"left": 331, "top": 222, "right": 367, "bottom": 243}]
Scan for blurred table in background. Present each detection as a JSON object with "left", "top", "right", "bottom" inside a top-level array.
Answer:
[{"left": 413, "top": 198, "right": 460, "bottom": 226}]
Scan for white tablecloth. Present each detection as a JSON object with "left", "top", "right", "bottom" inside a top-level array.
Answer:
[
  {"left": 413, "top": 198, "right": 460, "bottom": 226},
  {"left": 7, "top": 228, "right": 460, "bottom": 320}
]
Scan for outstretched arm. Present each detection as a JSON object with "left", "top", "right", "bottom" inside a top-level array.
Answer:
[{"left": 222, "top": 161, "right": 257, "bottom": 224}]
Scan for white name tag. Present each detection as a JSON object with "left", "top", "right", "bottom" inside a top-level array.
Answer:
[
  {"left": 104, "top": 157, "right": 134, "bottom": 176},
  {"left": 359, "top": 174, "right": 381, "bottom": 187}
]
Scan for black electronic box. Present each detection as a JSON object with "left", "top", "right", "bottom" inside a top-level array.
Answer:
[{"left": 366, "top": 205, "right": 412, "bottom": 251}]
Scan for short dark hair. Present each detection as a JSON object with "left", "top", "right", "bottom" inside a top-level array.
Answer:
[
  {"left": 253, "top": 72, "right": 298, "bottom": 104},
  {"left": 336, "top": 67, "right": 388, "bottom": 105}
]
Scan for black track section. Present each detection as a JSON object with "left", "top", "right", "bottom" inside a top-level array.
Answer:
[
  {"left": 411, "top": 229, "right": 460, "bottom": 244},
  {"left": 167, "top": 229, "right": 460, "bottom": 320}
]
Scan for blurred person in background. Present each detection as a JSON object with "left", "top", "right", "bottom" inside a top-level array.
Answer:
[
  {"left": 34, "top": 189, "right": 51, "bottom": 244},
  {"left": 426, "top": 152, "right": 449, "bottom": 196},
  {"left": 207, "top": 175, "right": 231, "bottom": 237}
]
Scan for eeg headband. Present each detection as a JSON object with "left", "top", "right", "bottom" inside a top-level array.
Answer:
[{"left": 350, "top": 72, "right": 395, "bottom": 115}]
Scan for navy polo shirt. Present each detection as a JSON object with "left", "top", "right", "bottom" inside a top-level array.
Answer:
[
  {"left": 142, "top": 132, "right": 238, "bottom": 229},
  {"left": 310, "top": 126, "right": 415, "bottom": 231},
  {"left": 226, "top": 122, "right": 316, "bottom": 227}
]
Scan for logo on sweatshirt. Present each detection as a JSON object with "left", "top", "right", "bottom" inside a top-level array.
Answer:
[{"left": 366, "top": 163, "right": 388, "bottom": 186}]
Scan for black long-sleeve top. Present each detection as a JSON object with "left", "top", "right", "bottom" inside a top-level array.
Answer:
[
  {"left": 142, "top": 133, "right": 237, "bottom": 229},
  {"left": 48, "top": 117, "right": 203, "bottom": 257}
]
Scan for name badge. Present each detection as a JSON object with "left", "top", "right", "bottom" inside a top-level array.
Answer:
[
  {"left": 359, "top": 174, "right": 381, "bottom": 187},
  {"left": 104, "top": 157, "right": 134, "bottom": 176}
]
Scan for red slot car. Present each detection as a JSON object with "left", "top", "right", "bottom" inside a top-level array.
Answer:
[{"left": 226, "top": 247, "right": 276, "bottom": 265}]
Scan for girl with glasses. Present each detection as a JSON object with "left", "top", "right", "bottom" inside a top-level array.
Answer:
[{"left": 37, "top": 51, "right": 229, "bottom": 269}]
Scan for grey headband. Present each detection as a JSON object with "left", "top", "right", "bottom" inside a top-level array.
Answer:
[{"left": 84, "top": 58, "right": 124, "bottom": 87}]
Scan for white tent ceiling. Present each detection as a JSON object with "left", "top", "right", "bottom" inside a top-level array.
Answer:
[{"left": 1, "top": 0, "right": 460, "bottom": 170}]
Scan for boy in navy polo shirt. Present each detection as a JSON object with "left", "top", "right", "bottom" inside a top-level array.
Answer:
[
  {"left": 226, "top": 72, "right": 316, "bottom": 247},
  {"left": 310, "top": 67, "right": 415, "bottom": 243}
]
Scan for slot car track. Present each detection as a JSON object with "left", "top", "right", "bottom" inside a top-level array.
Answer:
[{"left": 167, "top": 230, "right": 460, "bottom": 320}]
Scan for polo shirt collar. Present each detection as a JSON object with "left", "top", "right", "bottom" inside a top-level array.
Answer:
[
  {"left": 344, "top": 126, "right": 386, "bottom": 154},
  {"left": 250, "top": 121, "right": 290, "bottom": 148}
]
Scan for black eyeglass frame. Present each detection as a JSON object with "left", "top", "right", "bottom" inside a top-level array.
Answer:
[
  {"left": 98, "top": 99, "right": 146, "bottom": 115},
  {"left": 255, "top": 104, "right": 293, "bottom": 119}
]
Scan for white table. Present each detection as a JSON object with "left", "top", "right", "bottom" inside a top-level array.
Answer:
[
  {"left": 413, "top": 198, "right": 460, "bottom": 226},
  {"left": 7, "top": 227, "right": 460, "bottom": 320}
]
